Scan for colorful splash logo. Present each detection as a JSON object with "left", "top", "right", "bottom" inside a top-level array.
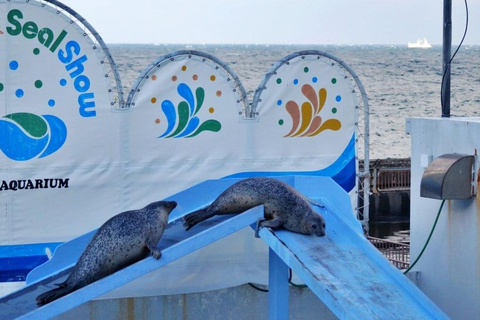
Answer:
[
  {"left": 281, "top": 84, "right": 341, "bottom": 137},
  {"left": 1, "top": 8, "right": 101, "bottom": 161},
  {"left": 157, "top": 83, "right": 221, "bottom": 138},
  {"left": 0, "top": 113, "right": 67, "bottom": 161},
  {"left": 275, "top": 66, "right": 343, "bottom": 138},
  {"left": 1, "top": 57, "right": 68, "bottom": 161}
]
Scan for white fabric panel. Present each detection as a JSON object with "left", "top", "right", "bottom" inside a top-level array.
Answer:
[
  {"left": 254, "top": 54, "right": 356, "bottom": 169},
  {"left": 0, "top": 0, "right": 362, "bottom": 299},
  {"left": 0, "top": 1, "right": 123, "bottom": 243}
]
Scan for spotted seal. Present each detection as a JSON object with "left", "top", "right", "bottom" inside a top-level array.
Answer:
[
  {"left": 183, "top": 177, "right": 325, "bottom": 236},
  {"left": 36, "top": 200, "right": 177, "bottom": 306}
]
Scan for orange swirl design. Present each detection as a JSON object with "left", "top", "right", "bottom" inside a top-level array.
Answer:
[
  {"left": 291, "top": 102, "right": 313, "bottom": 137},
  {"left": 285, "top": 101, "right": 301, "bottom": 136},
  {"left": 283, "top": 84, "right": 341, "bottom": 138}
]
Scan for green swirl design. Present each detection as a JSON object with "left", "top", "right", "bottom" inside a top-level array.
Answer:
[
  {"left": 4, "top": 113, "right": 47, "bottom": 138},
  {"left": 187, "top": 120, "right": 221, "bottom": 138}
]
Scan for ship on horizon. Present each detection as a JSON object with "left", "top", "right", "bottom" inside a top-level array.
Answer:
[{"left": 408, "top": 37, "right": 432, "bottom": 48}]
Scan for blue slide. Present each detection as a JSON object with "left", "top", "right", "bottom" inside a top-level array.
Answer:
[{"left": 0, "top": 176, "right": 448, "bottom": 319}]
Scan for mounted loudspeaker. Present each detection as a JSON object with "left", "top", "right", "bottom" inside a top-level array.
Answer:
[{"left": 420, "top": 153, "right": 476, "bottom": 200}]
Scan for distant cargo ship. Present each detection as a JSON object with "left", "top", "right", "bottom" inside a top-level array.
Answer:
[{"left": 408, "top": 37, "right": 432, "bottom": 48}]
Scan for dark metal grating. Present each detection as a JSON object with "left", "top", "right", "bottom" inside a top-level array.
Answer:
[{"left": 368, "top": 236, "right": 410, "bottom": 270}]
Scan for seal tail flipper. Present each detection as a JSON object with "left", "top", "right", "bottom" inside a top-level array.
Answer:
[
  {"left": 35, "top": 283, "right": 74, "bottom": 306},
  {"left": 183, "top": 207, "right": 214, "bottom": 231}
]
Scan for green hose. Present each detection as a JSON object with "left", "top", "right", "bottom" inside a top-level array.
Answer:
[{"left": 404, "top": 199, "right": 446, "bottom": 274}]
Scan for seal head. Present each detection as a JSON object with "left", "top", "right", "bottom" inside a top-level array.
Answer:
[{"left": 303, "top": 213, "right": 326, "bottom": 237}]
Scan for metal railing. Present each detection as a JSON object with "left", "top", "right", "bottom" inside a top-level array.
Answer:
[
  {"left": 368, "top": 236, "right": 410, "bottom": 270},
  {"left": 373, "top": 168, "right": 411, "bottom": 193}
]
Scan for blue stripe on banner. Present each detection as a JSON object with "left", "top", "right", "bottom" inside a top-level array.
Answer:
[
  {"left": 0, "top": 256, "right": 49, "bottom": 282},
  {"left": 0, "top": 242, "right": 62, "bottom": 258},
  {"left": 0, "top": 242, "right": 62, "bottom": 282},
  {"left": 225, "top": 134, "right": 356, "bottom": 192}
]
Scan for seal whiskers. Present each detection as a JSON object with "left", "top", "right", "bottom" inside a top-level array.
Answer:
[{"left": 35, "top": 200, "right": 177, "bottom": 306}]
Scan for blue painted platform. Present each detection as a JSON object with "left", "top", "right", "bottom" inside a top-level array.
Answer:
[
  {"left": 0, "top": 207, "right": 264, "bottom": 319},
  {"left": 258, "top": 178, "right": 449, "bottom": 319},
  {"left": 0, "top": 176, "right": 449, "bottom": 319}
]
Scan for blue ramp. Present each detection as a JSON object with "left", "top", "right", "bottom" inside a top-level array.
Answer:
[
  {"left": 0, "top": 176, "right": 448, "bottom": 319},
  {"left": 257, "top": 176, "right": 449, "bottom": 320},
  {"left": 0, "top": 205, "right": 264, "bottom": 319}
]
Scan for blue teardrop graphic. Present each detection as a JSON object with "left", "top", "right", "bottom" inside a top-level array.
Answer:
[
  {"left": 176, "top": 116, "right": 199, "bottom": 138},
  {"left": 159, "top": 100, "right": 177, "bottom": 138},
  {"left": 39, "top": 115, "right": 67, "bottom": 158},
  {"left": 177, "top": 83, "right": 195, "bottom": 116},
  {"left": 0, "top": 119, "right": 48, "bottom": 161}
]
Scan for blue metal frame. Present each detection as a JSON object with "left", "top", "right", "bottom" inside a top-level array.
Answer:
[
  {"left": 268, "top": 248, "right": 289, "bottom": 320},
  {"left": 1, "top": 208, "right": 263, "bottom": 320},
  {"left": 1, "top": 176, "right": 449, "bottom": 319},
  {"left": 257, "top": 177, "right": 449, "bottom": 320}
]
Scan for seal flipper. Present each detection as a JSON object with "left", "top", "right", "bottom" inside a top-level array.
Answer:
[
  {"left": 146, "top": 240, "right": 161, "bottom": 259},
  {"left": 255, "top": 217, "right": 284, "bottom": 238},
  {"left": 183, "top": 207, "right": 215, "bottom": 231},
  {"left": 255, "top": 218, "right": 266, "bottom": 238},
  {"left": 258, "top": 217, "right": 284, "bottom": 230},
  {"left": 35, "top": 282, "right": 75, "bottom": 306}
]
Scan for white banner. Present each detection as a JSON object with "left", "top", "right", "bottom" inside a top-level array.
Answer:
[
  {"left": 0, "top": 1, "right": 124, "bottom": 246},
  {"left": 0, "top": 0, "right": 364, "bottom": 298}
]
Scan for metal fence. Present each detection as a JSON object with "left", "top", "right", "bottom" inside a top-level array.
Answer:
[
  {"left": 373, "top": 168, "right": 411, "bottom": 193},
  {"left": 368, "top": 236, "right": 410, "bottom": 270}
]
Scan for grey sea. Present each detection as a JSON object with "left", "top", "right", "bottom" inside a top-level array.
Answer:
[{"left": 108, "top": 43, "right": 480, "bottom": 160}]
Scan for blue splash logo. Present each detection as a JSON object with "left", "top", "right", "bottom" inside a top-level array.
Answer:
[
  {"left": 159, "top": 83, "right": 221, "bottom": 138},
  {"left": 0, "top": 113, "right": 67, "bottom": 161}
]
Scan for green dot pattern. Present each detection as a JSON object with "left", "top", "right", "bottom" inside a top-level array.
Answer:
[{"left": 35, "top": 80, "right": 43, "bottom": 88}]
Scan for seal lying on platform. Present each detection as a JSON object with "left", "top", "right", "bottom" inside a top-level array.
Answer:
[
  {"left": 35, "top": 200, "right": 177, "bottom": 306},
  {"left": 183, "top": 177, "right": 326, "bottom": 236}
]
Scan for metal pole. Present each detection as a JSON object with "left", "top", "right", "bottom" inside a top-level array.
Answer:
[{"left": 442, "top": 0, "right": 452, "bottom": 117}]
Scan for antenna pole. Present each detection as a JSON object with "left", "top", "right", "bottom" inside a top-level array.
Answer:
[{"left": 442, "top": 0, "right": 452, "bottom": 117}]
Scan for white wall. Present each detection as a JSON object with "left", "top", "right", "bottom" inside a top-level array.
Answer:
[{"left": 406, "top": 117, "right": 480, "bottom": 320}]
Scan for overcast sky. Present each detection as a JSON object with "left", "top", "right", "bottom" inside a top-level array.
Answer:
[{"left": 62, "top": 0, "right": 479, "bottom": 45}]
